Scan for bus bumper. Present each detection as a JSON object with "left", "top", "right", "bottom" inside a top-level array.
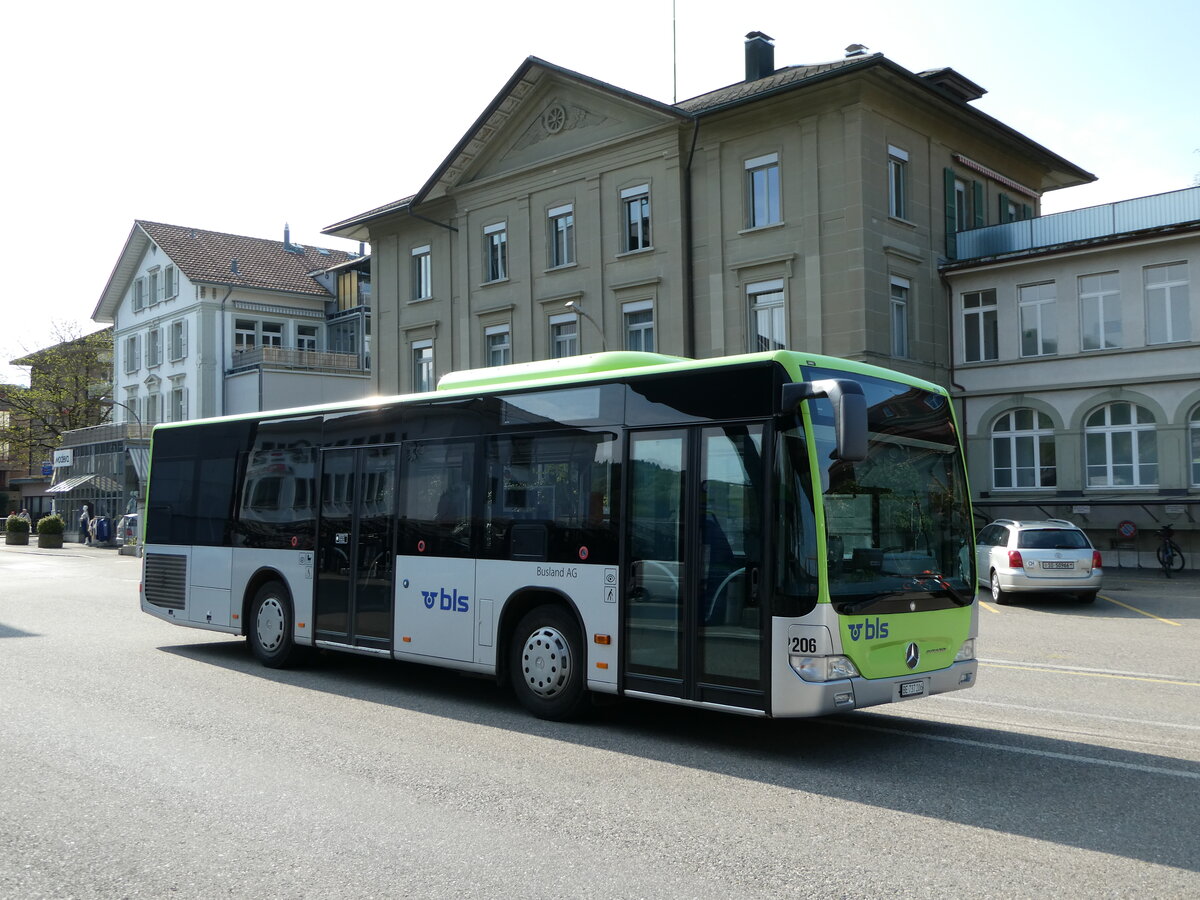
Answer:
[{"left": 772, "top": 659, "right": 979, "bottom": 717}]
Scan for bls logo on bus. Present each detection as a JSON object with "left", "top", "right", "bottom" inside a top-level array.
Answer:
[
  {"left": 421, "top": 587, "right": 470, "bottom": 612},
  {"left": 847, "top": 618, "right": 889, "bottom": 641}
]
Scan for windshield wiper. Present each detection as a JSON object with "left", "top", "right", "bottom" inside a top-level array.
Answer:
[{"left": 835, "top": 572, "right": 972, "bottom": 615}]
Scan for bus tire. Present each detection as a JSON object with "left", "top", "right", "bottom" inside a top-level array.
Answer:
[
  {"left": 509, "top": 605, "right": 588, "bottom": 721},
  {"left": 249, "top": 580, "right": 302, "bottom": 668}
]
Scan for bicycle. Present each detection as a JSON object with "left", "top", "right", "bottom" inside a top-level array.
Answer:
[{"left": 1156, "top": 524, "right": 1185, "bottom": 577}]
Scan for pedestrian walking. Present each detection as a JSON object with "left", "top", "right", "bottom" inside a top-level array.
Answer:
[{"left": 79, "top": 504, "right": 92, "bottom": 545}]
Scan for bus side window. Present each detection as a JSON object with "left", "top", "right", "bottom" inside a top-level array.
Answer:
[{"left": 399, "top": 440, "right": 475, "bottom": 557}]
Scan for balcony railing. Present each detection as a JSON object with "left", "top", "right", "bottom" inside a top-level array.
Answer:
[
  {"left": 230, "top": 347, "right": 365, "bottom": 373},
  {"left": 60, "top": 422, "right": 153, "bottom": 446},
  {"left": 956, "top": 185, "right": 1200, "bottom": 261}
]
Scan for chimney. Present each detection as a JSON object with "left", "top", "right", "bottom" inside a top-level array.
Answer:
[
  {"left": 284, "top": 222, "right": 291, "bottom": 249},
  {"left": 744, "top": 31, "right": 775, "bottom": 81}
]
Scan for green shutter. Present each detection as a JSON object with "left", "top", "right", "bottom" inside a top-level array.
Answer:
[
  {"left": 972, "top": 180, "right": 985, "bottom": 228},
  {"left": 943, "top": 168, "right": 958, "bottom": 259},
  {"left": 1021, "top": 203, "right": 1033, "bottom": 220},
  {"left": 998, "top": 192, "right": 1010, "bottom": 222}
]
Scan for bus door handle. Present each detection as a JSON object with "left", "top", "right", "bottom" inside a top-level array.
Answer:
[{"left": 749, "top": 566, "right": 760, "bottom": 602}]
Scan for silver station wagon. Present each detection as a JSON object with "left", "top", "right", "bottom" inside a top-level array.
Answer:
[{"left": 976, "top": 518, "right": 1103, "bottom": 604}]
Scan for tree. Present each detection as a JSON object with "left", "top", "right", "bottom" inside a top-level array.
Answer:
[{"left": 0, "top": 325, "right": 113, "bottom": 469}]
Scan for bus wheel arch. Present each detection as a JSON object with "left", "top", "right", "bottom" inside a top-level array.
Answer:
[{"left": 499, "top": 589, "right": 589, "bottom": 720}]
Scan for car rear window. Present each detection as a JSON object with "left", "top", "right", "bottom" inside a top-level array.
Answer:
[{"left": 1017, "top": 529, "right": 1089, "bottom": 550}]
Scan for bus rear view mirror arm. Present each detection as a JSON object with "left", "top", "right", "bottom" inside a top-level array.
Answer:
[{"left": 781, "top": 379, "right": 868, "bottom": 462}]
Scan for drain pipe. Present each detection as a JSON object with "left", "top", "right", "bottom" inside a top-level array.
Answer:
[
  {"left": 219, "top": 285, "right": 233, "bottom": 416},
  {"left": 682, "top": 117, "right": 701, "bottom": 358}
]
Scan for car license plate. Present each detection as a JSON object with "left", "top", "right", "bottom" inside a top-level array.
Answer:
[
  {"left": 899, "top": 680, "right": 924, "bottom": 698},
  {"left": 1041, "top": 561, "right": 1074, "bottom": 569}
]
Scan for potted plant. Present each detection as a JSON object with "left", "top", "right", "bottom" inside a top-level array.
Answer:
[
  {"left": 5, "top": 514, "right": 30, "bottom": 546},
  {"left": 36, "top": 513, "right": 66, "bottom": 549}
]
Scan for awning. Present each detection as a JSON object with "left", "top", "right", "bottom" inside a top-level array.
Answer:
[
  {"left": 45, "top": 474, "right": 125, "bottom": 494},
  {"left": 46, "top": 474, "right": 96, "bottom": 494},
  {"left": 128, "top": 447, "right": 150, "bottom": 482}
]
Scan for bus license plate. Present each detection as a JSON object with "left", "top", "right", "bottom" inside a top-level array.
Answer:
[
  {"left": 899, "top": 680, "right": 925, "bottom": 698},
  {"left": 1041, "top": 561, "right": 1074, "bottom": 569}
]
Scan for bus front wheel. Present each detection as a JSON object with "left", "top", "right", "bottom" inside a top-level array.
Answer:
[
  {"left": 509, "top": 605, "right": 588, "bottom": 721},
  {"left": 250, "top": 581, "right": 302, "bottom": 668}
]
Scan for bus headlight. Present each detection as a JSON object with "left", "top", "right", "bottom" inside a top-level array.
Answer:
[
  {"left": 790, "top": 654, "right": 860, "bottom": 682},
  {"left": 954, "top": 638, "right": 976, "bottom": 662}
]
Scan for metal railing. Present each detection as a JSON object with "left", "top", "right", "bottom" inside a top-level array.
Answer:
[
  {"left": 230, "top": 347, "right": 364, "bottom": 372},
  {"left": 956, "top": 185, "right": 1200, "bottom": 260}
]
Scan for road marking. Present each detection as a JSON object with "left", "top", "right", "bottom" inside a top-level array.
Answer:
[
  {"left": 979, "top": 600, "right": 1000, "bottom": 614},
  {"left": 981, "top": 662, "right": 1199, "bottom": 688},
  {"left": 980, "top": 657, "right": 1198, "bottom": 681},
  {"left": 1099, "top": 594, "right": 1181, "bottom": 627},
  {"left": 934, "top": 695, "right": 1200, "bottom": 732},
  {"left": 836, "top": 719, "right": 1200, "bottom": 781}
]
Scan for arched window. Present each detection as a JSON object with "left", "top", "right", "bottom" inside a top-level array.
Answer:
[
  {"left": 1190, "top": 406, "right": 1200, "bottom": 486},
  {"left": 1085, "top": 402, "right": 1157, "bottom": 487},
  {"left": 992, "top": 409, "right": 1055, "bottom": 489}
]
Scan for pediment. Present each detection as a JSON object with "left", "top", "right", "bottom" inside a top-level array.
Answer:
[{"left": 421, "top": 64, "right": 682, "bottom": 202}]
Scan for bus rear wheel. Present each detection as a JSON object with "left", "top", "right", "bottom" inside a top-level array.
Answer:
[
  {"left": 250, "top": 581, "right": 303, "bottom": 668},
  {"left": 509, "top": 605, "right": 587, "bottom": 721}
]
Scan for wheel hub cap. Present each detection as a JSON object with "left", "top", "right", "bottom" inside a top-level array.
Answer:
[
  {"left": 257, "top": 598, "right": 285, "bottom": 651},
  {"left": 521, "top": 626, "right": 571, "bottom": 698}
]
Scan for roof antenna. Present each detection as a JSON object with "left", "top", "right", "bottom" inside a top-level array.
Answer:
[{"left": 672, "top": 0, "right": 677, "bottom": 103}]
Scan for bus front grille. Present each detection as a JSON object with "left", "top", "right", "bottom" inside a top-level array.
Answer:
[{"left": 144, "top": 553, "right": 187, "bottom": 610}]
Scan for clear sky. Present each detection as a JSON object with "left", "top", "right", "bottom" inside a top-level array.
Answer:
[{"left": 4, "top": 0, "right": 1197, "bottom": 384}]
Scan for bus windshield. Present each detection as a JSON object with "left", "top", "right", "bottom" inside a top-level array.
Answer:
[{"left": 803, "top": 368, "right": 974, "bottom": 612}]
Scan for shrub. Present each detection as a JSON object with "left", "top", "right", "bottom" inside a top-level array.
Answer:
[
  {"left": 37, "top": 514, "right": 66, "bottom": 535},
  {"left": 6, "top": 515, "right": 30, "bottom": 533}
]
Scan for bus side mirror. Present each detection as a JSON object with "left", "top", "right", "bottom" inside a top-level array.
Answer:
[{"left": 781, "top": 378, "right": 868, "bottom": 462}]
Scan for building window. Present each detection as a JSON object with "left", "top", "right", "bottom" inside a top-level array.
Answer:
[
  {"left": 549, "top": 313, "right": 579, "bottom": 358},
  {"left": 1079, "top": 272, "right": 1122, "bottom": 351},
  {"left": 992, "top": 409, "right": 1056, "bottom": 489},
  {"left": 297, "top": 325, "right": 319, "bottom": 352},
  {"left": 412, "top": 340, "right": 434, "bottom": 392},
  {"left": 484, "top": 222, "right": 508, "bottom": 282},
  {"left": 147, "top": 329, "right": 163, "bottom": 367},
  {"left": 954, "top": 178, "right": 970, "bottom": 232},
  {"left": 1085, "top": 402, "right": 1157, "bottom": 487},
  {"left": 234, "top": 319, "right": 256, "bottom": 352},
  {"left": 623, "top": 300, "right": 655, "bottom": 352},
  {"left": 745, "top": 153, "right": 781, "bottom": 228},
  {"left": 1190, "top": 406, "right": 1200, "bottom": 486},
  {"left": 169, "top": 384, "right": 187, "bottom": 422},
  {"left": 168, "top": 320, "right": 187, "bottom": 361},
  {"left": 145, "top": 392, "right": 162, "bottom": 425},
  {"left": 485, "top": 324, "right": 511, "bottom": 367},
  {"left": 887, "top": 146, "right": 908, "bottom": 219},
  {"left": 890, "top": 276, "right": 910, "bottom": 358},
  {"left": 164, "top": 264, "right": 178, "bottom": 300},
  {"left": 1019, "top": 281, "right": 1057, "bottom": 357},
  {"left": 123, "top": 335, "right": 141, "bottom": 374},
  {"left": 412, "top": 245, "right": 432, "bottom": 300},
  {"left": 621, "top": 184, "right": 651, "bottom": 252},
  {"left": 261, "top": 322, "right": 283, "bottom": 348},
  {"left": 1144, "top": 262, "right": 1189, "bottom": 344},
  {"left": 748, "top": 279, "right": 786, "bottom": 351},
  {"left": 962, "top": 289, "right": 998, "bottom": 362},
  {"left": 124, "top": 388, "right": 140, "bottom": 425},
  {"left": 133, "top": 278, "right": 146, "bottom": 312},
  {"left": 548, "top": 205, "right": 575, "bottom": 268},
  {"left": 148, "top": 268, "right": 161, "bottom": 306}
]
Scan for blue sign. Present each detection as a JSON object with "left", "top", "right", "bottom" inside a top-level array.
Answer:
[{"left": 41, "top": 463, "right": 53, "bottom": 476}]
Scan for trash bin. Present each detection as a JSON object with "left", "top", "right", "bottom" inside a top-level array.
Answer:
[{"left": 94, "top": 516, "right": 111, "bottom": 544}]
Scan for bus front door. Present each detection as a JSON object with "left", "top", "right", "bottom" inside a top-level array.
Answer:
[
  {"left": 315, "top": 446, "right": 398, "bottom": 652},
  {"left": 624, "top": 426, "right": 766, "bottom": 710}
]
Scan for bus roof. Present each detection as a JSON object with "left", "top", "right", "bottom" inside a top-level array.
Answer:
[{"left": 150, "top": 350, "right": 949, "bottom": 431}]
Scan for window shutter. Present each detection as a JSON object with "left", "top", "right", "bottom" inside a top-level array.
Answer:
[
  {"left": 1021, "top": 203, "right": 1033, "bottom": 220},
  {"left": 943, "top": 168, "right": 958, "bottom": 259},
  {"left": 972, "top": 181, "right": 985, "bottom": 228},
  {"left": 998, "top": 192, "right": 1010, "bottom": 222},
  {"left": 181, "top": 320, "right": 188, "bottom": 358}
]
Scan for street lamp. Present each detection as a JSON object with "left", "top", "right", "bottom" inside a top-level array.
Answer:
[
  {"left": 563, "top": 300, "right": 607, "bottom": 351},
  {"left": 98, "top": 396, "right": 143, "bottom": 428}
]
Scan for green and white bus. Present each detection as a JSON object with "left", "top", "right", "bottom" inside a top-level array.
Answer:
[{"left": 141, "top": 350, "right": 978, "bottom": 720}]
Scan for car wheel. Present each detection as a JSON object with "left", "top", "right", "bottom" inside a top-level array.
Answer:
[
  {"left": 509, "top": 605, "right": 588, "bottom": 721},
  {"left": 1077, "top": 591, "right": 1097, "bottom": 604},
  {"left": 249, "top": 580, "right": 304, "bottom": 668},
  {"left": 990, "top": 570, "right": 1011, "bottom": 605}
]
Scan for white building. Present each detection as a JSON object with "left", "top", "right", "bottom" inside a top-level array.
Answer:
[
  {"left": 945, "top": 186, "right": 1199, "bottom": 568},
  {"left": 93, "top": 221, "right": 373, "bottom": 423}
]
